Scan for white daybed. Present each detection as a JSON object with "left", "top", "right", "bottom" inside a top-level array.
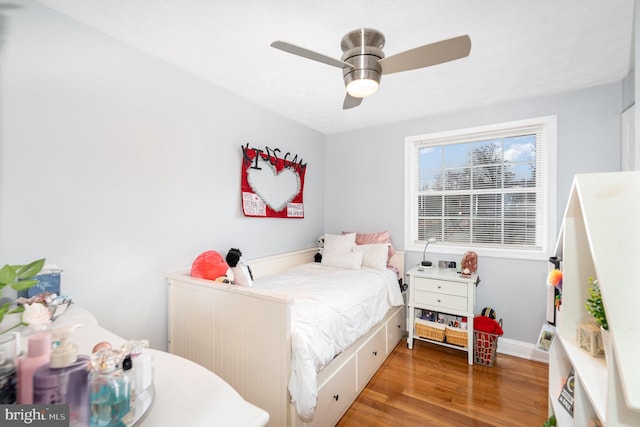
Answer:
[{"left": 167, "top": 247, "right": 406, "bottom": 427}]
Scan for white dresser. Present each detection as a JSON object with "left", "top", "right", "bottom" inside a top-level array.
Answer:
[{"left": 406, "top": 266, "right": 477, "bottom": 365}]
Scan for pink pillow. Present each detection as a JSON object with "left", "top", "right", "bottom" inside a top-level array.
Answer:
[{"left": 343, "top": 231, "right": 396, "bottom": 261}]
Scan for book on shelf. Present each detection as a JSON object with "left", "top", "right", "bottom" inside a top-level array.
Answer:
[{"left": 558, "top": 367, "right": 575, "bottom": 416}]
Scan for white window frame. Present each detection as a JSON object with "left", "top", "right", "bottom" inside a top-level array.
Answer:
[{"left": 404, "top": 116, "right": 557, "bottom": 260}]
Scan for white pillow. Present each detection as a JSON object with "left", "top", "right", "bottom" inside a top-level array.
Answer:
[
  {"left": 321, "top": 233, "right": 359, "bottom": 269},
  {"left": 321, "top": 250, "right": 363, "bottom": 270},
  {"left": 354, "top": 243, "right": 389, "bottom": 270},
  {"left": 322, "top": 233, "right": 356, "bottom": 255}
]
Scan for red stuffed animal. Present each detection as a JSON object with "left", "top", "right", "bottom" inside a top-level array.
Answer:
[{"left": 191, "top": 250, "right": 231, "bottom": 283}]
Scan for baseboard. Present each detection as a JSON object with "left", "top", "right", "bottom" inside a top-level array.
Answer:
[{"left": 496, "top": 337, "right": 549, "bottom": 363}]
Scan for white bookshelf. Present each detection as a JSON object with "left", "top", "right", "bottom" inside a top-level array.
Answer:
[{"left": 549, "top": 171, "right": 640, "bottom": 426}]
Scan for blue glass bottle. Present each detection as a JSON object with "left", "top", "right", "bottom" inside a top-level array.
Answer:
[{"left": 89, "top": 349, "right": 131, "bottom": 427}]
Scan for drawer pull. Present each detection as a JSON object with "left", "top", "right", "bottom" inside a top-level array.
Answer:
[
  {"left": 373, "top": 351, "right": 378, "bottom": 356},
  {"left": 437, "top": 299, "right": 442, "bottom": 303},
  {"left": 437, "top": 285, "right": 442, "bottom": 289},
  {"left": 397, "top": 324, "right": 401, "bottom": 329},
  {"left": 333, "top": 394, "right": 339, "bottom": 401}
]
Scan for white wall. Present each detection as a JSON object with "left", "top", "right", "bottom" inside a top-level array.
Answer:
[
  {"left": 0, "top": 0, "right": 626, "bottom": 351},
  {"left": 325, "top": 83, "right": 622, "bottom": 344},
  {"left": 634, "top": 0, "right": 640, "bottom": 169},
  {"left": 0, "top": 1, "right": 325, "bottom": 350}
]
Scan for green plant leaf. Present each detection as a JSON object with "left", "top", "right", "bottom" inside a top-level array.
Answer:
[
  {"left": 11, "top": 279, "right": 38, "bottom": 291},
  {"left": 0, "top": 302, "right": 9, "bottom": 325},
  {"left": 8, "top": 306, "right": 25, "bottom": 314},
  {"left": 585, "top": 276, "right": 608, "bottom": 330},
  {"left": 15, "top": 258, "right": 45, "bottom": 280},
  {"left": 0, "top": 264, "right": 18, "bottom": 286},
  {"left": 0, "top": 259, "right": 47, "bottom": 324}
]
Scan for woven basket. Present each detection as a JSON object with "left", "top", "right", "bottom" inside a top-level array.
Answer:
[
  {"left": 415, "top": 319, "right": 445, "bottom": 342},
  {"left": 445, "top": 326, "right": 468, "bottom": 347},
  {"left": 474, "top": 330, "right": 499, "bottom": 367}
]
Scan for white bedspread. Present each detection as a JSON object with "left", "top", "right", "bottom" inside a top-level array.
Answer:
[{"left": 251, "top": 263, "right": 403, "bottom": 422}]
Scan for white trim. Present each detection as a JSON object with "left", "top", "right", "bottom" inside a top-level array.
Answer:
[
  {"left": 496, "top": 337, "right": 550, "bottom": 364},
  {"left": 404, "top": 115, "right": 557, "bottom": 261},
  {"left": 247, "top": 247, "right": 317, "bottom": 279},
  {"left": 622, "top": 104, "right": 636, "bottom": 171}
]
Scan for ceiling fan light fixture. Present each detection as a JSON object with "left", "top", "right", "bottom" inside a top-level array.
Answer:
[
  {"left": 346, "top": 78, "right": 379, "bottom": 98},
  {"left": 343, "top": 66, "right": 381, "bottom": 98},
  {"left": 271, "top": 28, "right": 471, "bottom": 109}
]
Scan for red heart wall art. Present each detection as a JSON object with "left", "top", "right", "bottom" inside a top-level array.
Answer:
[{"left": 240, "top": 144, "right": 307, "bottom": 218}]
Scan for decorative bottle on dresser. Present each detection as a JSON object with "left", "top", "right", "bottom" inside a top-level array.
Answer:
[{"left": 33, "top": 325, "right": 90, "bottom": 427}]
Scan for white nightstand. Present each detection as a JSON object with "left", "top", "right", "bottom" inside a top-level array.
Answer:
[{"left": 406, "top": 266, "right": 478, "bottom": 365}]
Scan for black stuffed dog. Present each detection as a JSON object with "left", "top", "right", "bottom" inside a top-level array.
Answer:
[{"left": 225, "top": 248, "right": 254, "bottom": 287}]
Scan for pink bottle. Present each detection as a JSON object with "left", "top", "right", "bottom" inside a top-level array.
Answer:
[{"left": 18, "top": 332, "right": 51, "bottom": 404}]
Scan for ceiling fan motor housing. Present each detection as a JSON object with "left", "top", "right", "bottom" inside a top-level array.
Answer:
[{"left": 340, "top": 28, "right": 385, "bottom": 91}]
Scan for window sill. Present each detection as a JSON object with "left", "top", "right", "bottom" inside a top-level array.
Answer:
[{"left": 405, "top": 243, "right": 550, "bottom": 261}]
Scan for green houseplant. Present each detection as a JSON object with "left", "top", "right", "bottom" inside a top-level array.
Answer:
[
  {"left": 585, "top": 276, "right": 608, "bottom": 330},
  {"left": 0, "top": 258, "right": 45, "bottom": 327}
]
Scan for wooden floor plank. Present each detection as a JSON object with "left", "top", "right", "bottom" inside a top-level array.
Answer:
[{"left": 337, "top": 339, "right": 548, "bottom": 426}]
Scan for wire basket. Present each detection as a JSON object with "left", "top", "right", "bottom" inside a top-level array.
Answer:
[{"left": 474, "top": 330, "right": 500, "bottom": 367}]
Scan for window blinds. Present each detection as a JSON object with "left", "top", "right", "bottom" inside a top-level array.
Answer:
[{"left": 411, "top": 123, "right": 545, "bottom": 250}]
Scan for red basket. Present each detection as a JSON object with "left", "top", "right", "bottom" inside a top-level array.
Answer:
[{"left": 474, "top": 330, "right": 499, "bottom": 367}]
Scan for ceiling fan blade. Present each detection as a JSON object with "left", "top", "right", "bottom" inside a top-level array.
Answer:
[
  {"left": 271, "top": 41, "right": 353, "bottom": 69},
  {"left": 379, "top": 35, "right": 471, "bottom": 75},
  {"left": 343, "top": 94, "right": 363, "bottom": 110}
]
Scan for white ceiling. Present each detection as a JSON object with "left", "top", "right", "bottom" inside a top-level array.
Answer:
[{"left": 37, "top": 0, "right": 634, "bottom": 134}]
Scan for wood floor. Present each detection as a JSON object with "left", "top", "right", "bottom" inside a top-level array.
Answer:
[{"left": 337, "top": 339, "right": 549, "bottom": 427}]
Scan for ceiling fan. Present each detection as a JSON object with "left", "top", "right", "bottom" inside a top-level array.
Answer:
[{"left": 271, "top": 28, "right": 471, "bottom": 110}]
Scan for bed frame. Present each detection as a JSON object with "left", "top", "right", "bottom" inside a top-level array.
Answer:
[{"left": 167, "top": 248, "right": 406, "bottom": 427}]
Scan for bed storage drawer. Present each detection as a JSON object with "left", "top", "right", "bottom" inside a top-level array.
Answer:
[
  {"left": 386, "top": 305, "right": 406, "bottom": 353},
  {"left": 356, "top": 325, "right": 386, "bottom": 390},
  {"left": 306, "top": 355, "right": 356, "bottom": 427}
]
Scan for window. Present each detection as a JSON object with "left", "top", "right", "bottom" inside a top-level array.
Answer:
[{"left": 404, "top": 116, "right": 556, "bottom": 259}]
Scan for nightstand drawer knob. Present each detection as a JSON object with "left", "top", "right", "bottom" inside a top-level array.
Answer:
[
  {"left": 373, "top": 351, "right": 378, "bottom": 356},
  {"left": 333, "top": 394, "right": 339, "bottom": 401},
  {"left": 437, "top": 299, "right": 442, "bottom": 303}
]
